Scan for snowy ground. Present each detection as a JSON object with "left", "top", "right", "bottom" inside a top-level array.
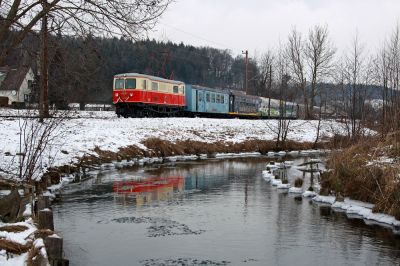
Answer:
[
  {"left": 0, "top": 218, "right": 48, "bottom": 266},
  {"left": 0, "top": 109, "right": 351, "bottom": 181}
]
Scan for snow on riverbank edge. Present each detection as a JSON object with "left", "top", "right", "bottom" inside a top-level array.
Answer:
[
  {"left": 312, "top": 195, "right": 400, "bottom": 231},
  {"left": 261, "top": 155, "right": 400, "bottom": 233}
]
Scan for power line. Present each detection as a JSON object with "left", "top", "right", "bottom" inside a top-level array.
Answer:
[{"left": 158, "top": 22, "right": 235, "bottom": 52}]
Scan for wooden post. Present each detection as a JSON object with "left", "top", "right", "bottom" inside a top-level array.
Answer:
[
  {"left": 45, "top": 235, "right": 63, "bottom": 260},
  {"left": 45, "top": 235, "right": 69, "bottom": 266},
  {"left": 38, "top": 209, "right": 54, "bottom": 231},
  {"left": 37, "top": 196, "right": 51, "bottom": 212}
]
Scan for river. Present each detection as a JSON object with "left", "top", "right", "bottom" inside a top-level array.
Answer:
[{"left": 53, "top": 157, "right": 400, "bottom": 266}]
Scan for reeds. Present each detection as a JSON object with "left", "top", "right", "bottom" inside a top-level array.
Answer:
[{"left": 321, "top": 136, "right": 400, "bottom": 219}]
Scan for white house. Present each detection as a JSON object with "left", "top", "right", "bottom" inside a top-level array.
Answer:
[{"left": 0, "top": 64, "right": 35, "bottom": 107}]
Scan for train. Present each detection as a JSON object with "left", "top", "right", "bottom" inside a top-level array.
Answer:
[{"left": 112, "top": 73, "right": 298, "bottom": 119}]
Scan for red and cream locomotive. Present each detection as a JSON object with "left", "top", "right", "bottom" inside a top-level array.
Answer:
[{"left": 112, "top": 73, "right": 186, "bottom": 117}]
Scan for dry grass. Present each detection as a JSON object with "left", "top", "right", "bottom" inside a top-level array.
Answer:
[
  {"left": 34, "top": 229, "right": 53, "bottom": 239},
  {"left": 0, "top": 239, "right": 32, "bottom": 254},
  {"left": 321, "top": 136, "right": 400, "bottom": 220},
  {"left": 141, "top": 138, "right": 318, "bottom": 157},
  {"left": 0, "top": 225, "right": 28, "bottom": 233},
  {"left": 27, "top": 244, "right": 44, "bottom": 266}
]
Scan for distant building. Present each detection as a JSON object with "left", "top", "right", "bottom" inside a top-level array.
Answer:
[{"left": 0, "top": 62, "right": 35, "bottom": 107}]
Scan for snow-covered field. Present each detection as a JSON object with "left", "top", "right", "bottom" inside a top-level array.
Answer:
[{"left": 0, "top": 109, "right": 350, "bottom": 180}]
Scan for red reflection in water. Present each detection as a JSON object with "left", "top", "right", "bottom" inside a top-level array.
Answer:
[{"left": 113, "top": 176, "right": 184, "bottom": 194}]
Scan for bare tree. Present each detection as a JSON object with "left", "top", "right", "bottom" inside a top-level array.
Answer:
[
  {"left": 287, "top": 28, "right": 308, "bottom": 118},
  {"left": 266, "top": 45, "right": 293, "bottom": 150},
  {"left": 0, "top": 0, "right": 172, "bottom": 65},
  {"left": 335, "top": 34, "right": 370, "bottom": 140},
  {"left": 258, "top": 50, "right": 274, "bottom": 115},
  {"left": 305, "top": 25, "right": 336, "bottom": 117}
]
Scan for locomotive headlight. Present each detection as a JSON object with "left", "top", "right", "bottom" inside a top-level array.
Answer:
[
  {"left": 129, "top": 93, "right": 133, "bottom": 97},
  {"left": 115, "top": 93, "right": 119, "bottom": 97}
]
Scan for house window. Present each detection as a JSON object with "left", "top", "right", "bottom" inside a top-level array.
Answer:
[
  {"left": 151, "top": 82, "right": 158, "bottom": 91},
  {"left": 24, "top": 94, "right": 30, "bottom": 102},
  {"left": 27, "top": 80, "right": 33, "bottom": 90},
  {"left": 173, "top": 86, "right": 179, "bottom": 94},
  {"left": 211, "top": 93, "right": 215, "bottom": 103},
  {"left": 125, "top": 78, "right": 136, "bottom": 89},
  {"left": 206, "top": 93, "right": 210, "bottom": 102},
  {"left": 115, "top": 79, "right": 124, "bottom": 90}
]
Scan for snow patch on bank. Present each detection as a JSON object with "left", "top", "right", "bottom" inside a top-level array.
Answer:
[
  {"left": 332, "top": 199, "right": 400, "bottom": 227},
  {"left": 0, "top": 219, "right": 39, "bottom": 266}
]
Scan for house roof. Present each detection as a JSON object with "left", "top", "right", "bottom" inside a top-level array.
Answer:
[
  {"left": 0, "top": 52, "right": 33, "bottom": 91},
  {"left": 0, "top": 65, "right": 30, "bottom": 91}
]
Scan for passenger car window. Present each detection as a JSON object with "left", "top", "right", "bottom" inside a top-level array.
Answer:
[
  {"left": 125, "top": 78, "right": 136, "bottom": 89},
  {"left": 206, "top": 93, "right": 210, "bottom": 102},
  {"left": 115, "top": 79, "right": 124, "bottom": 90},
  {"left": 216, "top": 94, "right": 220, "bottom": 103},
  {"left": 211, "top": 93, "right": 215, "bottom": 103}
]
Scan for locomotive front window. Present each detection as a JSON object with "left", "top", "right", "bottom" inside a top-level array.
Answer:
[
  {"left": 125, "top": 78, "right": 136, "bottom": 89},
  {"left": 173, "top": 86, "right": 179, "bottom": 94},
  {"left": 151, "top": 82, "right": 158, "bottom": 91},
  {"left": 115, "top": 79, "right": 124, "bottom": 90}
]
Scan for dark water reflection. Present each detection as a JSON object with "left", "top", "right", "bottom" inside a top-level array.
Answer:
[{"left": 53, "top": 157, "right": 400, "bottom": 266}]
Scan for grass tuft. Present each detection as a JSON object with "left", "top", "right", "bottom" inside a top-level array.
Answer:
[{"left": 0, "top": 225, "right": 28, "bottom": 233}]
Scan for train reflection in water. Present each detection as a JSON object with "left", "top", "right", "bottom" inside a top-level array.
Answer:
[
  {"left": 113, "top": 173, "right": 229, "bottom": 205},
  {"left": 113, "top": 176, "right": 185, "bottom": 205}
]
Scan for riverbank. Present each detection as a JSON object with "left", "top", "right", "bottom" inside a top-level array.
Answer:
[
  {"left": 0, "top": 111, "right": 351, "bottom": 182},
  {"left": 320, "top": 136, "right": 400, "bottom": 222}
]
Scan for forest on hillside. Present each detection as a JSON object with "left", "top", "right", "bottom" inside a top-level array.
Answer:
[{"left": 5, "top": 35, "right": 264, "bottom": 108}]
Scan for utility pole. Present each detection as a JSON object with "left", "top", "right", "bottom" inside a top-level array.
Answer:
[
  {"left": 39, "top": 0, "right": 49, "bottom": 122},
  {"left": 242, "top": 50, "right": 248, "bottom": 94},
  {"left": 268, "top": 64, "right": 272, "bottom": 117}
]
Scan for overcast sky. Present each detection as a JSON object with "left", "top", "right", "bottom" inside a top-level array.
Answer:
[{"left": 149, "top": 0, "right": 400, "bottom": 57}]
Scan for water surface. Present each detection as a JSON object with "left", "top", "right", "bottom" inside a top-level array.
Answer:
[{"left": 54, "top": 157, "right": 400, "bottom": 266}]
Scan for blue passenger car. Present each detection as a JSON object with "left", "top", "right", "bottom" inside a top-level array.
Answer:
[{"left": 185, "top": 85, "right": 229, "bottom": 115}]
